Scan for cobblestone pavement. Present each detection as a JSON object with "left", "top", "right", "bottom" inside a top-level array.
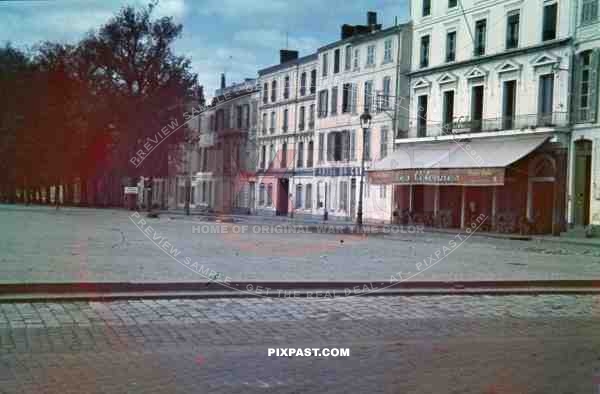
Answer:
[
  {"left": 2, "top": 205, "right": 600, "bottom": 284},
  {"left": 1, "top": 295, "right": 600, "bottom": 393}
]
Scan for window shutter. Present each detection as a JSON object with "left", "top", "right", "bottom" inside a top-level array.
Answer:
[
  {"left": 589, "top": 49, "right": 599, "bottom": 123},
  {"left": 595, "top": 138, "right": 600, "bottom": 200},
  {"left": 341, "top": 130, "right": 350, "bottom": 161},
  {"left": 573, "top": 53, "right": 582, "bottom": 121},
  {"left": 351, "top": 84, "right": 357, "bottom": 114}
]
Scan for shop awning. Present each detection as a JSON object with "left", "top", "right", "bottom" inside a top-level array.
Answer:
[{"left": 368, "top": 134, "right": 551, "bottom": 186}]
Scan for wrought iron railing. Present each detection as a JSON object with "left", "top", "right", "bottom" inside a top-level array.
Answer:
[{"left": 398, "top": 112, "right": 569, "bottom": 139}]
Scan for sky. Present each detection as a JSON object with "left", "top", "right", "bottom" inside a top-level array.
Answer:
[{"left": 0, "top": 0, "right": 409, "bottom": 95}]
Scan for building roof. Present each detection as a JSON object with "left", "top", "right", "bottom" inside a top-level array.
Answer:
[
  {"left": 258, "top": 53, "right": 318, "bottom": 76},
  {"left": 318, "top": 23, "right": 410, "bottom": 52}
]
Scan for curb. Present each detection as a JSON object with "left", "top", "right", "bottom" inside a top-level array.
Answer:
[{"left": 1, "top": 281, "right": 600, "bottom": 302}]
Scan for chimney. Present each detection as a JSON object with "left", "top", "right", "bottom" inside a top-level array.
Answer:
[
  {"left": 341, "top": 24, "right": 355, "bottom": 40},
  {"left": 280, "top": 49, "right": 299, "bottom": 64},
  {"left": 367, "top": 11, "right": 377, "bottom": 26},
  {"left": 220, "top": 73, "right": 226, "bottom": 89}
]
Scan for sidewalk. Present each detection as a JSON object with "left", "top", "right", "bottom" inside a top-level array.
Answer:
[{"left": 164, "top": 209, "right": 585, "bottom": 244}]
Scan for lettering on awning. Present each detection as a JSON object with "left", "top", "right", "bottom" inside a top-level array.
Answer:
[{"left": 368, "top": 168, "right": 505, "bottom": 186}]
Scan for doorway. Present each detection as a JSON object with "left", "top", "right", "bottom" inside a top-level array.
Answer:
[
  {"left": 276, "top": 178, "right": 289, "bottom": 216},
  {"left": 574, "top": 140, "right": 592, "bottom": 226}
]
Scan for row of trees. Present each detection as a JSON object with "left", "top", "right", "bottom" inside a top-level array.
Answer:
[{"left": 0, "top": 2, "right": 202, "bottom": 206}]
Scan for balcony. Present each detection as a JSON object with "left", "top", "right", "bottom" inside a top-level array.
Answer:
[{"left": 398, "top": 112, "right": 569, "bottom": 139}]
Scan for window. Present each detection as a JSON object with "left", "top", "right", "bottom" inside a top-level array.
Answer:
[
  {"left": 503, "top": 81, "right": 517, "bottom": 130},
  {"left": 339, "top": 181, "right": 348, "bottom": 211},
  {"left": 309, "top": 104, "right": 315, "bottom": 128},
  {"left": 282, "top": 109, "right": 288, "bottom": 132},
  {"left": 381, "top": 77, "right": 391, "bottom": 110},
  {"left": 297, "top": 141, "right": 304, "bottom": 168},
  {"left": 420, "top": 35, "right": 430, "bottom": 68},
  {"left": 260, "top": 145, "right": 266, "bottom": 168},
  {"left": 582, "top": 0, "right": 598, "bottom": 23},
  {"left": 363, "top": 128, "right": 371, "bottom": 160},
  {"left": 270, "top": 112, "right": 276, "bottom": 133},
  {"left": 448, "top": 0, "right": 457, "bottom": 7},
  {"left": 364, "top": 80, "right": 373, "bottom": 112},
  {"left": 259, "top": 183, "right": 265, "bottom": 206},
  {"left": 366, "top": 44, "right": 376, "bottom": 66},
  {"left": 271, "top": 80, "right": 277, "bottom": 102},
  {"left": 262, "top": 83, "right": 268, "bottom": 103},
  {"left": 236, "top": 105, "right": 243, "bottom": 128},
  {"left": 322, "top": 53, "right": 329, "bottom": 77},
  {"left": 342, "top": 83, "right": 353, "bottom": 113},
  {"left": 442, "top": 90, "right": 454, "bottom": 134},
  {"left": 345, "top": 45, "right": 352, "bottom": 71},
  {"left": 350, "top": 130, "right": 356, "bottom": 160},
  {"left": 506, "top": 12, "right": 520, "bottom": 49},
  {"left": 243, "top": 104, "right": 250, "bottom": 128},
  {"left": 318, "top": 133, "right": 325, "bottom": 162},
  {"left": 380, "top": 127, "right": 389, "bottom": 159},
  {"left": 327, "top": 131, "right": 350, "bottom": 162},
  {"left": 268, "top": 144, "right": 275, "bottom": 166},
  {"left": 542, "top": 2, "right": 557, "bottom": 41},
  {"left": 318, "top": 90, "right": 329, "bottom": 117},
  {"left": 281, "top": 142, "right": 287, "bottom": 168},
  {"left": 418, "top": 95, "right": 428, "bottom": 137},
  {"left": 310, "top": 70, "right": 316, "bottom": 93},
  {"left": 284, "top": 75, "right": 290, "bottom": 99},
  {"left": 446, "top": 31, "right": 456, "bottom": 62},
  {"left": 379, "top": 185, "right": 387, "bottom": 199},
  {"left": 576, "top": 51, "right": 596, "bottom": 123},
  {"left": 538, "top": 74, "right": 554, "bottom": 125},
  {"left": 331, "top": 86, "right": 338, "bottom": 115},
  {"left": 383, "top": 39, "right": 393, "bottom": 63},
  {"left": 307, "top": 141, "right": 314, "bottom": 168},
  {"left": 295, "top": 184, "right": 303, "bottom": 209},
  {"left": 300, "top": 72, "right": 307, "bottom": 96},
  {"left": 305, "top": 184, "right": 313, "bottom": 209},
  {"left": 299, "top": 106, "right": 305, "bottom": 131},
  {"left": 474, "top": 19, "right": 486, "bottom": 56},
  {"left": 266, "top": 184, "right": 273, "bottom": 206},
  {"left": 471, "top": 85, "right": 484, "bottom": 132},
  {"left": 353, "top": 48, "right": 360, "bottom": 70},
  {"left": 262, "top": 113, "right": 267, "bottom": 134},
  {"left": 423, "top": 0, "right": 431, "bottom": 16},
  {"left": 334, "top": 48, "right": 340, "bottom": 73}
]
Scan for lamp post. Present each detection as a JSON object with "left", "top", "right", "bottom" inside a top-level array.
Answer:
[{"left": 357, "top": 110, "right": 372, "bottom": 230}]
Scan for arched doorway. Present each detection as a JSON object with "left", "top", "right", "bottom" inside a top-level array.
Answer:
[
  {"left": 574, "top": 139, "right": 592, "bottom": 226},
  {"left": 528, "top": 154, "right": 556, "bottom": 234}
]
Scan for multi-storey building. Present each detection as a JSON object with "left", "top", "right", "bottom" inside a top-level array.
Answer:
[
  {"left": 306, "top": 12, "right": 411, "bottom": 223},
  {"left": 370, "top": 0, "right": 574, "bottom": 235},
  {"left": 568, "top": 0, "right": 600, "bottom": 232},
  {"left": 194, "top": 76, "right": 259, "bottom": 213},
  {"left": 256, "top": 50, "right": 318, "bottom": 216}
]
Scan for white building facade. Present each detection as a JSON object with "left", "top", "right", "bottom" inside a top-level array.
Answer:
[
  {"left": 256, "top": 51, "right": 318, "bottom": 217},
  {"left": 305, "top": 13, "right": 412, "bottom": 223},
  {"left": 194, "top": 78, "right": 260, "bottom": 213},
  {"left": 568, "top": 0, "right": 600, "bottom": 232},
  {"left": 370, "top": 0, "right": 575, "bottom": 234}
]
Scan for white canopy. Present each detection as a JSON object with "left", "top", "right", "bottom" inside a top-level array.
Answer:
[{"left": 370, "top": 134, "right": 551, "bottom": 171}]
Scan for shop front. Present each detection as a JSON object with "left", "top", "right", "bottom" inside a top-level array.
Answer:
[{"left": 368, "top": 134, "right": 568, "bottom": 235}]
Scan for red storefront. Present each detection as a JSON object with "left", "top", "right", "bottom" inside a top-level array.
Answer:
[{"left": 368, "top": 134, "right": 567, "bottom": 235}]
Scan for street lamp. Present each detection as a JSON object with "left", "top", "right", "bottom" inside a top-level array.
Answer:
[{"left": 357, "top": 109, "right": 372, "bottom": 230}]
